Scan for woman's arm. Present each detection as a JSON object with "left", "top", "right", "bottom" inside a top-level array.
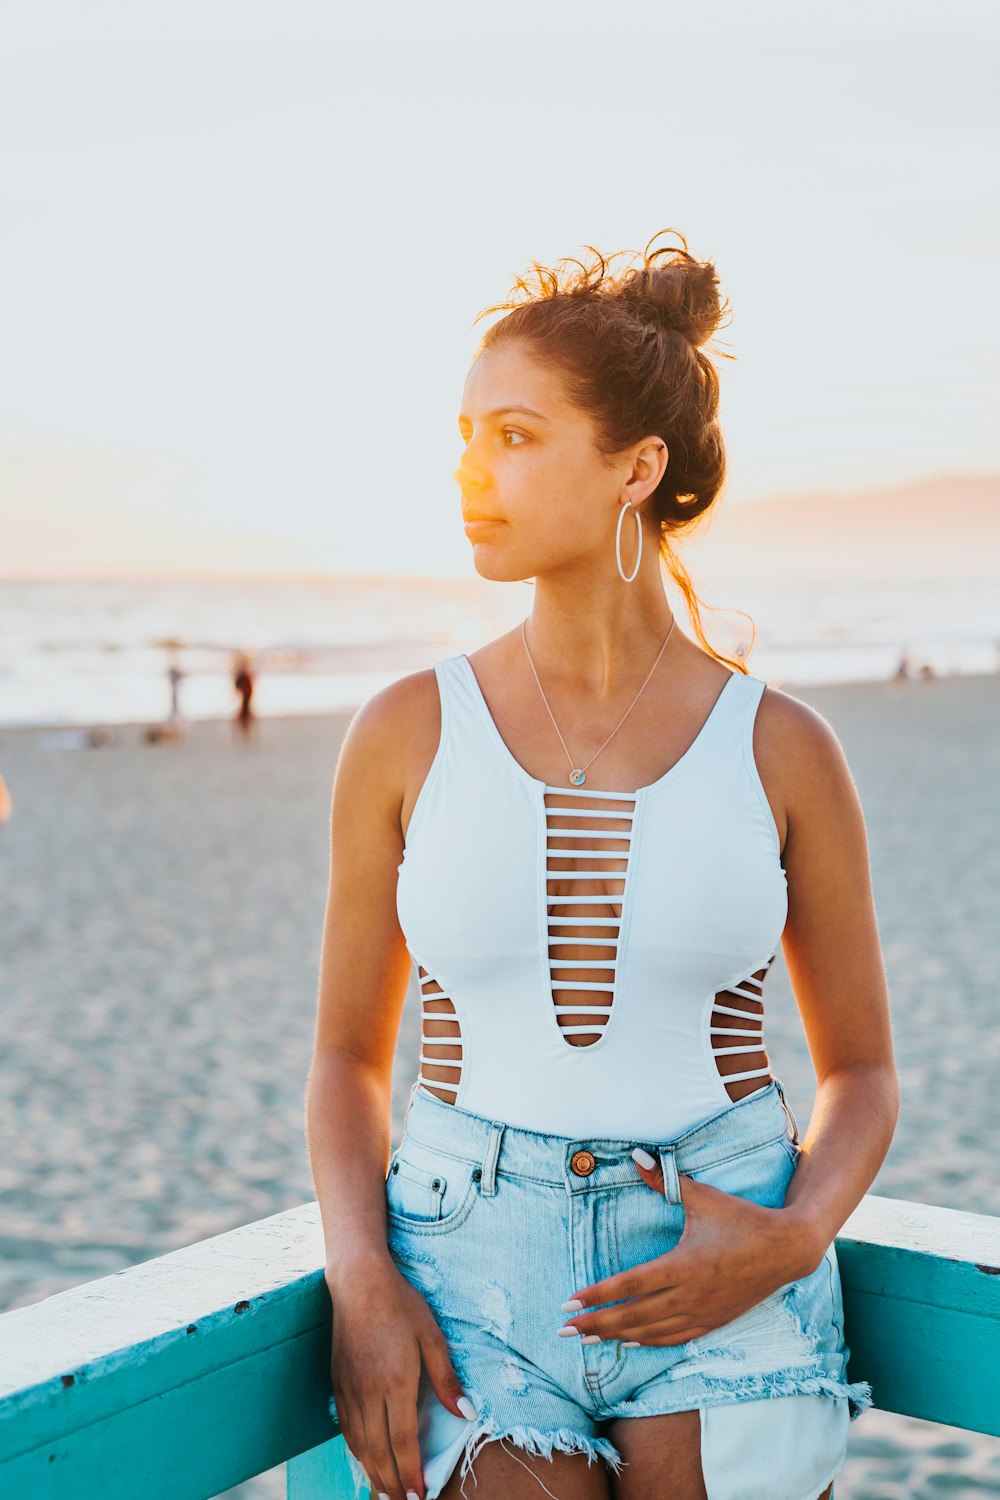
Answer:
[
  {"left": 306, "top": 677, "right": 418, "bottom": 1288},
  {"left": 765, "top": 689, "right": 900, "bottom": 1275},
  {"left": 555, "top": 686, "right": 900, "bottom": 1344},
  {"left": 308, "top": 674, "right": 475, "bottom": 1500}
]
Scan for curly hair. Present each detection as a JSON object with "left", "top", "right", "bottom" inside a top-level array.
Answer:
[{"left": 471, "top": 228, "right": 753, "bottom": 672}]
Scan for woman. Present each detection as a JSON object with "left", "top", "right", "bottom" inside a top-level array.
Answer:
[{"left": 308, "top": 230, "right": 898, "bottom": 1500}]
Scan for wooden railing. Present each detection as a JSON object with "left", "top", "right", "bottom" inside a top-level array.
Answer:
[{"left": 1, "top": 1195, "right": 998, "bottom": 1498}]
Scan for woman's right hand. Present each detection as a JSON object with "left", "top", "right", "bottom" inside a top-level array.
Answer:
[{"left": 328, "top": 1253, "right": 477, "bottom": 1500}]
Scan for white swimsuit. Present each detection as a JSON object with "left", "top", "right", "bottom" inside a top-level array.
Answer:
[
  {"left": 398, "top": 653, "right": 788, "bottom": 1138},
  {"left": 391, "top": 653, "right": 850, "bottom": 1498}
]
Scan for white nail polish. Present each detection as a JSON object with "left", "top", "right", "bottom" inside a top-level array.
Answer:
[
  {"left": 406, "top": 1492, "right": 421, "bottom": 1500},
  {"left": 557, "top": 1325, "right": 582, "bottom": 1337},
  {"left": 562, "top": 1298, "right": 583, "bottom": 1311},
  {"left": 622, "top": 1340, "right": 641, "bottom": 1348},
  {"left": 581, "top": 1334, "right": 602, "bottom": 1344},
  {"left": 457, "top": 1396, "right": 478, "bottom": 1420},
  {"left": 632, "top": 1146, "right": 657, "bottom": 1169}
]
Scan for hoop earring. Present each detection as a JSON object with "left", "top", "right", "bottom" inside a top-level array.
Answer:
[{"left": 615, "top": 500, "right": 642, "bottom": 583}]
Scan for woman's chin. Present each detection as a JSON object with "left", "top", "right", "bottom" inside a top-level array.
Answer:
[{"left": 468, "top": 548, "right": 528, "bottom": 584}]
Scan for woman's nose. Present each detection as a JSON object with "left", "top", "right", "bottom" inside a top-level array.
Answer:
[{"left": 453, "top": 460, "right": 487, "bottom": 492}]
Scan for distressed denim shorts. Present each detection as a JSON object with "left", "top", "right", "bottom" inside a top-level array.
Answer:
[{"left": 329, "top": 1075, "right": 872, "bottom": 1500}]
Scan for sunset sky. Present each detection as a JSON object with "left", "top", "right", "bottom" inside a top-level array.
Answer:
[{"left": 1, "top": 1, "right": 997, "bottom": 578}]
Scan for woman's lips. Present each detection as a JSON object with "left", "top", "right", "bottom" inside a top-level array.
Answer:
[{"left": 463, "top": 518, "right": 502, "bottom": 534}]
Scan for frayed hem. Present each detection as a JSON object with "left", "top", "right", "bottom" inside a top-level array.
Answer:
[
  {"left": 608, "top": 1368, "right": 874, "bottom": 1431},
  {"left": 845, "top": 1380, "right": 869, "bottom": 1416},
  {"left": 326, "top": 1398, "right": 628, "bottom": 1500},
  {"left": 456, "top": 1419, "right": 626, "bottom": 1500},
  {"left": 695, "top": 1370, "right": 873, "bottom": 1423},
  {"left": 843, "top": 1378, "right": 874, "bottom": 1421}
]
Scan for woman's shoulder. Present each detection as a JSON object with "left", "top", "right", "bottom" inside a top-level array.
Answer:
[
  {"left": 750, "top": 678, "right": 857, "bottom": 849},
  {"left": 347, "top": 663, "right": 447, "bottom": 756},
  {"left": 349, "top": 631, "right": 517, "bottom": 760},
  {"left": 327, "top": 667, "right": 443, "bottom": 852},
  {"left": 752, "top": 677, "right": 848, "bottom": 767}
]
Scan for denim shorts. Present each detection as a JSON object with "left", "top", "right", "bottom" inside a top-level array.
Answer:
[{"left": 329, "top": 1076, "right": 872, "bottom": 1500}]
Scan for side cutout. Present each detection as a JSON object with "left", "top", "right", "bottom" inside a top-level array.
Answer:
[
  {"left": 417, "top": 965, "right": 462, "bottom": 1103},
  {"left": 710, "top": 953, "right": 776, "bottom": 1102}
]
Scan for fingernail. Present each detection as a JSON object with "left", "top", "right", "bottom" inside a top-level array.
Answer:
[
  {"left": 622, "top": 1340, "right": 641, "bottom": 1348},
  {"left": 406, "top": 1492, "right": 420, "bottom": 1500},
  {"left": 632, "top": 1147, "right": 657, "bottom": 1169},
  {"left": 378, "top": 1493, "right": 391, "bottom": 1499},
  {"left": 557, "top": 1325, "right": 582, "bottom": 1337},
  {"left": 562, "top": 1298, "right": 583, "bottom": 1311},
  {"left": 581, "top": 1334, "right": 602, "bottom": 1344},
  {"left": 457, "top": 1395, "right": 478, "bottom": 1420}
]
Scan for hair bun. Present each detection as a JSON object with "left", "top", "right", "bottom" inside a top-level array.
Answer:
[{"left": 619, "top": 229, "right": 729, "bottom": 349}]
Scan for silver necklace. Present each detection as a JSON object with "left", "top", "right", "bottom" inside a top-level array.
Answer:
[{"left": 520, "top": 616, "right": 676, "bottom": 786}]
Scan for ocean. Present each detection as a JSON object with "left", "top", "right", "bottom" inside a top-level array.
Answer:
[{"left": 2, "top": 572, "right": 999, "bottom": 730}]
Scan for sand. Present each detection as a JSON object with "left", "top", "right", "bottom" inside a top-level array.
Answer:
[{"left": 1, "top": 671, "right": 998, "bottom": 1498}]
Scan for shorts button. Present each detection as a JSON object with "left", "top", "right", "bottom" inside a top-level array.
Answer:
[{"left": 570, "top": 1149, "right": 596, "bottom": 1176}]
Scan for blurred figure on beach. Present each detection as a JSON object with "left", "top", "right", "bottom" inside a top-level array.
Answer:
[
  {"left": 166, "top": 645, "right": 187, "bottom": 731},
  {"left": 232, "top": 652, "right": 257, "bottom": 743},
  {"left": 0, "top": 769, "right": 12, "bottom": 828},
  {"left": 891, "top": 649, "right": 936, "bottom": 688},
  {"left": 143, "top": 642, "right": 189, "bottom": 745},
  {"left": 894, "top": 649, "right": 916, "bottom": 680}
]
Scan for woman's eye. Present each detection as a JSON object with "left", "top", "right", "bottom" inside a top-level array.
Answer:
[{"left": 458, "top": 429, "right": 528, "bottom": 448}]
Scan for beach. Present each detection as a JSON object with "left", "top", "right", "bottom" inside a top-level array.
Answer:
[{"left": 1, "top": 670, "right": 998, "bottom": 1497}]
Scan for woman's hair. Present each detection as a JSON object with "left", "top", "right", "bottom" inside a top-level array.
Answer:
[{"left": 471, "top": 228, "right": 752, "bottom": 672}]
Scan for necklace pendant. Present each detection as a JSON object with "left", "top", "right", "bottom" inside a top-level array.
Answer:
[{"left": 568, "top": 768, "right": 587, "bottom": 786}]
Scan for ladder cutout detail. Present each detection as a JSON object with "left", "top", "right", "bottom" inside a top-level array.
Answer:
[
  {"left": 711, "top": 953, "right": 776, "bottom": 1102},
  {"left": 416, "top": 965, "right": 463, "bottom": 1103},
  {"left": 545, "top": 786, "right": 635, "bottom": 1047}
]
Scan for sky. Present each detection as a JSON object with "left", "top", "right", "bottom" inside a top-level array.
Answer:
[{"left": 1, "top": 1, "right": 997, "bottom": 578}]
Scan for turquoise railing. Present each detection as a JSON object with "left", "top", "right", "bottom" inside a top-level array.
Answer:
[{"left": 1, "top": 1195, "right": 998, "bottom": 1497}]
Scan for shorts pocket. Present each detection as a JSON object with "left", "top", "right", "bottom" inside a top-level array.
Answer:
[
  {"left": 685, "top": 1134, "right": 796, "bottom": 1210},
  {"left": 778, "top": 1131, "right": 800, "bottom": 1166},
  {"left": 385, "top": 1137, "right": 480, "bottom": 1235}
]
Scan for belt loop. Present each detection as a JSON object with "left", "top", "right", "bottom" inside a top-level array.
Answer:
[
  {"left": 658, "top": 1145, "right": 682, "bottom": 1205},
  {"left": 773, "top": 1076, "right": 800, "bottom": 1145},
  {"left": 480, "top": 1122, "right": 504, "bottom": 1196},
  {"left": 402, "top": 1077, "right": 420, "bottom": 1134}
]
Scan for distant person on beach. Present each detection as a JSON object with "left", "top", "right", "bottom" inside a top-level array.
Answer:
[
  {"left": 143, "top": 644, "right": 188, "bottom": 745},
  {"left": 164, "top": 646, "right": 188, "bottom": 738},
  {"left": 168, "top": 659, "right": 185, "bottom": 724},
  {"left": 892, "top": 651, "right": 936, "bottom": 684},
  {"left": 307, "top": 229, "right": 897, "bottom": 1500},
  {"left": 0, "top": 770, "right": 11, "bottom": 828},
  {"left": 232, "top": 652, "right": 257, "bottom": 742}
]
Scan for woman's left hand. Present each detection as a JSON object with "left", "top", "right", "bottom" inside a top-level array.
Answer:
[{"left": 558, "top": 1159, "right": 811, "bottom": 1347}]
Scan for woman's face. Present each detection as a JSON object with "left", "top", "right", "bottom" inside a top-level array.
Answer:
[{"left": 454, "top": 343, "right": 641, "bottom": 584}]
